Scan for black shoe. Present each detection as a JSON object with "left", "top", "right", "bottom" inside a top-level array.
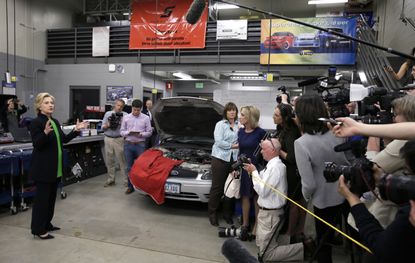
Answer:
[
  {"left": 47, "top": 226, "right": 61, "bottom": 231},
  {"left": 125, "top": 188, "right": 134, "bottom": 194},
  {"left": 209, "top": 214, "right": 219, "bottom": 226},
  {"left": 34, "top": 233, "right": 54, "bottom": 240}
]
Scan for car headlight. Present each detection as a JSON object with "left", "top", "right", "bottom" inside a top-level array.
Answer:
[{"left": 201, "top": 170, "right": 212, "bottom": 180}]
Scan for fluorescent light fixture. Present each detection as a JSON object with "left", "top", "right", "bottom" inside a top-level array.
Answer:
[
  {"left": 308, "top": 0, "right": 348, "bottom": 4},
  {"left": 123, "top": 12, "right": 130, "bottom": 16},
  {"left": 231, "top": 72, "right": 259, "bottom": 76},
  {"left": 173, "top": 72, "right": 193, "bottom": 80},
  {"left": 214, "top": 3, "right": 240, "bottom": 10},
  {"left": 230, "top": 76, "right": 265, "bottom": 80}
]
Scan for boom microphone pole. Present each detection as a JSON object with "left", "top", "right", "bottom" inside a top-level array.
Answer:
[{"left": 216, "top": 0, "right": 415, "bottom": 62}]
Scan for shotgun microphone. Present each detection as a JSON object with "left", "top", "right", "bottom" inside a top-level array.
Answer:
[
  {"left": 185, "top": 0, "right": 206, "bottom": 25},
  {"left": 221, "top": 238, "right": 259, "bottom": 263}
]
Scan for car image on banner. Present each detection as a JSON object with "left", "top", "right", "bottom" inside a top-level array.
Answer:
[{"left": 132, "top": 97, "right": 223, "bottom": 203}]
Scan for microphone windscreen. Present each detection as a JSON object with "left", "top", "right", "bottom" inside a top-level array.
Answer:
[
  {"left": 298, "top": 77, "right": 319, "bottom": 87},
  {"left": 185, "top": 0, "right": 206, "bottom": 25},
  {"left": 221, "top": 238, "right": 259, "bottom": 263}
]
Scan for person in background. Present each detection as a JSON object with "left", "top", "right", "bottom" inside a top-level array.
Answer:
[
  {"left": 290, "top": 96, "right": 299, "bottom": 108},
  {"left": 208, "top": 102, "right": 239, "bottom": 226},
  {"left": 142, "top": 99, "right": 158, "bottom": 148},
  {"left": 1, "top": 97, "right": 27, "bottom": 132},
  {"left": 273, "top": 103, "right": 305, "bottom": 243},
  {"left": 385, "top": 47, "right": 415, "bottom": 84},
  {"left": 30, "top": 92, "right": 88, "bottom": 239},
  {"left": 102, "top": 99, "right": 128, "bottom": 187},
  {"left": 294, "top": 94, "right": 350, "bottom": 263},
  {"left": 120, "top": 99, "right": 152, "bottom": 194},
  {"left": 238, "top": 105, "right": 266, "bottom": 240}
]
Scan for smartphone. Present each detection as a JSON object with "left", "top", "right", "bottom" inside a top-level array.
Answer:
[{"left": 318, "top": 118, "right": 342, "bottom": 126}]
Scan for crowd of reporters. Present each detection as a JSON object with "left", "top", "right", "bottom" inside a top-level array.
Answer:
[{"left": 216, "top": 81, "right": 415, "bottom": 263}]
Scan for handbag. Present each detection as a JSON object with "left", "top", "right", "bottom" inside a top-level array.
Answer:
[{"left": 223, "top": 171, "right": 241, "bottom": 199}]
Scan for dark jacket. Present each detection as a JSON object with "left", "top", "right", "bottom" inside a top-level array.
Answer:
[
  {"left": 1, "top": 104, "right": 27, "bottom": 132},
  {"left": 142, "top": 108, "right": 157, "bottom": 134},
  {"left": 277, "top": 124, "right": 302, "bottom": 200},
  {"left": 351, "top": 203, "right": 415, "bottom": 263},
  {"left": 29, "top": 113, "right": 79, "bottom": 183}
]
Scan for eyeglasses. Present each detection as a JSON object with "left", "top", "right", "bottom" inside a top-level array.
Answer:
[{"left": 266, "top": 138, "right": 277, "bottom": 151}]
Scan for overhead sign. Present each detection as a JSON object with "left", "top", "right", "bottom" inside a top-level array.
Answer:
[
  {"left": 260, "top": 17, "right": 357, "bottom": 65},
  {"left": 92, "top": 26, "right": 110, "bottom": 57},
  {"left": 129, "top": 0, "right": 208, "bottom": 49},
  {"left": 2, "top": 81, "right": 16, "bottom": 95},
  {"left": 216, "top": 20, "right": 248, "bottom": 40}
]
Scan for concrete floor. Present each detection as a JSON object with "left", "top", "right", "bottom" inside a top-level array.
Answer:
[{"left": 0, "top": 174, "right": 352, "bottom": 263}]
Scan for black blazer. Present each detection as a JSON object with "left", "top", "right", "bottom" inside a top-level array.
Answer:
[
  {"left": 142, "top": 108, "right": 157, "bottom": 134},
  {"left": 29, "top": 114, "right": 79, "bottom": 183}
]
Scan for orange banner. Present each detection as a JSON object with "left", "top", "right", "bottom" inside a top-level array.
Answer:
[{"left": 129, "top": 0, "right": 208, "bottom": 50}]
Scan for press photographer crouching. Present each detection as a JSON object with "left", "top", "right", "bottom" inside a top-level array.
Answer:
[
  {"left": 337, "top": 140, "right": 415, "bottom": 263},
  {"left": 242, "top": 138, "right": 314, "bottom": 262}
]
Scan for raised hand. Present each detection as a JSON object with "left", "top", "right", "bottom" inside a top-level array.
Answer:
[
  {"left": 44, "top": 120, "right": 53, "bottom": 135},
  {"left": 75, "top": 119, "right": 89, "bottom": 131}
]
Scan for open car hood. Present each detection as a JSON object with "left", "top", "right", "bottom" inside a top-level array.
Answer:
[{"left": 152, "top": 97, "right": 223, "bottom": 141}]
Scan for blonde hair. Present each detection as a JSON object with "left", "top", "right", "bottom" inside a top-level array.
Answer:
[
  {"left": 392, "top": 95, "right": 415, "bottom": 122},
  {"left": 34, "top": 92, "right": 55, "bottom": 114},
  {"left": 240, "top": 105, "right": 260, "bottom": 128}
]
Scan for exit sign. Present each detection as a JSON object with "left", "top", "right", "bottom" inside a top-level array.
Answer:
[{"left": 195, "top": 82, "right": 204, "bottom": 89}]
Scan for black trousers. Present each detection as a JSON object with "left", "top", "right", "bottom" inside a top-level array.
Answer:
[
  {"left": 31, "top": 180, "right": 59, "bottom": 235},
  {"left": 208, "top": 157, "right": 232, "bottom": 217},
  {"left": 314, "top": 202, "right": 348, "bottom": 263}
]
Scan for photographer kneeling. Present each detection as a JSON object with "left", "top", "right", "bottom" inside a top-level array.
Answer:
[
  {"left": 243, "top": 138, "right": 312, "bottom": 262},
  {"left": 337, "top": 140, "right": 415, "bottom": 263}
]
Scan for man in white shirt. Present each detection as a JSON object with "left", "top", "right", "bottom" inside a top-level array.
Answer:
[{"left": 243, "top": 138, "right": 305, "bottom": 262}]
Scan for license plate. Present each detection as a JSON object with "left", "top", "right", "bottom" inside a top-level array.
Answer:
[{"left": 165, "top": 183, "right": 181, "bottom": 194}]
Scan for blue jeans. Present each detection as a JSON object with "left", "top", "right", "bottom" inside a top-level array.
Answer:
[{"left": 124, "top": 142, "right": 146, "bottom": 189}]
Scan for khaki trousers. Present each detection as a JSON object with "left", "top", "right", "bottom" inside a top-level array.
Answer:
[
  {"left": 104, "top": 136, "right": 127, "bottom": 184},
  {"left": 256, "top": 208, "right": 304, "bottom": 262}
]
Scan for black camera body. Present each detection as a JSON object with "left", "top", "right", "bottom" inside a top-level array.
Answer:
[
  {"left": 276, "top": 86, "right": 289, "bottom": 104},
  {"left": 324, "top": 139, "right": 376, "bottom": 196},
  {"left": 108, "top": 112, "right": 123, "bottom": 130},
  {"left": 231, "top": 154, "right": 250, "bottom": 171},
  {"left": 324, "top": 157, "right": 375, "bottom": 196},
  {"left": 378, "top": 174, "right": 415, "bottom": 204}
]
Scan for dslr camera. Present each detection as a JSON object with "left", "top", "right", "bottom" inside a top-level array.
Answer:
[
  {"left": 378, "top": 174, "right": 415, "bottom": 204},
  {"left": 323, "top": 139, "right": 376, "bottom": 196},
  {"left": 108, "top": 112, "right": 123, "bottom": 130},
  {"left": 218, "top": 225, "right": 251, "bottom": 241},
  {"left": 231, "top": 154, "right": 250, "bottom": 171}
]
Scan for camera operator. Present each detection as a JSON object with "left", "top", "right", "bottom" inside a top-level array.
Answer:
[
  {"left": 243, "top": 138, "right": 309, "bottom": 262},
  {"left": 294, "top": 94, "right": 350, "bottom": 263},
  {"left": 338, "top": 140, "right": 415, "bottom": 263},
  {"left": 1, "top": 97, "right": 27, "bottom": 132},
  {"left": 102, "top": 99, "right": 128, "bottom": 188}
]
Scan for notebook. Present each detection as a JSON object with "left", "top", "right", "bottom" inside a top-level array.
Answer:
[{"left": 10, "top": 128, "right": 32, "bottom": 143}]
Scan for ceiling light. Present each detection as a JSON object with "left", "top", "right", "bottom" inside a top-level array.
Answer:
[
  {"left": 230, "top": 76, "right": 265, "bottom": 80},
  {"left": 308, "top": 0, "right": 348, "bottom": 4},
  {"left": 230, "top": 72, "right": 259, "bottom": 76},
  {"left": 173, "top": 72, "right": 193, "bottom": 80},
  {"left": 214, "top": 3, "right": 240, "bottom": 10}
]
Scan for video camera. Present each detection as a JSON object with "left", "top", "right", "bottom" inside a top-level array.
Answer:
[
  {"left": 108, "top": 112, "right": 123, "bottom": 130},
  {"left": 323, "top": 139, "right": 376, "bottom": 196}
]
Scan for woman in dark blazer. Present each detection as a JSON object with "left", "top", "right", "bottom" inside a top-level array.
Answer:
[{"left": 30, "top": 92, "right": 87, "bottom": 239}]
